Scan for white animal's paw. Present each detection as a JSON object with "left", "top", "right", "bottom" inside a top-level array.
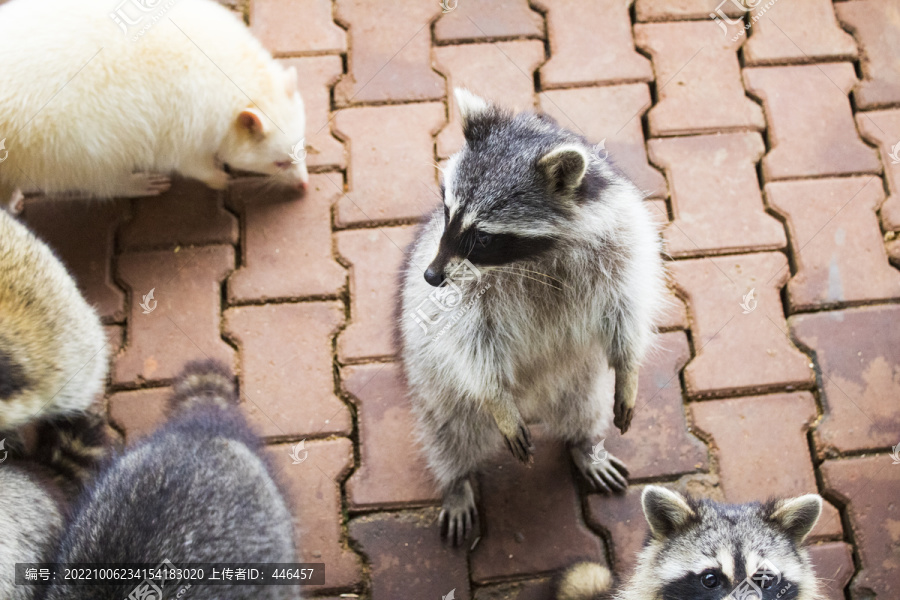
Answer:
[
  {"left": 123, "top": 173, "right": 171, "bottom": 197},
  {"left": 200, "top": 169, "right": 230, "bottom": 191}
]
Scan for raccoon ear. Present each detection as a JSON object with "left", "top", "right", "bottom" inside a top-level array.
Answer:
[
  {"left": 237, "top": 108, "right": 267, "bottom": 136},
  {"left": 454, "top": 88, "right": 491, "bottom": 122},
  {"left": 769, "top": 494, "right": 822, "bottom": 544},
  {"left": 538, "top": 144, "right": 589, "bottom": 194},
  {"left": 642, "top": 486, "right": 696, "bottom": 540}
]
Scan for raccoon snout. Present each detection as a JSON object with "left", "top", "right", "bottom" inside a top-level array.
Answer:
[{"left": 424, "top": 266, "right": 445, "bottom": 287}]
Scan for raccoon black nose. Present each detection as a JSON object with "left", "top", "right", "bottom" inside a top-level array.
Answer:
[{"left": 424, "top": 268, "right": 444, "bottom": 287}]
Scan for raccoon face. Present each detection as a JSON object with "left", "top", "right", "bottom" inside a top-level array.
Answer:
[
  {"left": 640, "top": 486, "right": 822, "bottom": 600},
  {"left": 423, "top": 89, "right": 607, "bottom": 287}
]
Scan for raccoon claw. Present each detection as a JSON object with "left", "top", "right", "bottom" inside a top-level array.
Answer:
[
  {"left": 503, "top": 423, "right": 534, "bottom": 464},
  {"left": 439, "top": 479, "right": 478, "bottom": 546},
  {"left": 9, "top": 188, "right": 25, "bottom": 214},
  {"left": 571, "top": 443, "right": 629, "bottom": 494},
  {"left": 123, "top": 172, "right": 172, "bottom": 197},
  {"left": 613, "top": 402, "right": 634, "bottom": 435}
]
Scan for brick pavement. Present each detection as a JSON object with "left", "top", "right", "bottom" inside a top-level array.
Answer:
[{"left": 18, "top": 0, "right": 900, "bottom": 597}]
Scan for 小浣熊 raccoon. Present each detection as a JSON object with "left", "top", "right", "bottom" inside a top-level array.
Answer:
[
  {"left": 0, "top": 209, "right": 108, "bottom": 432},
  {"left": 556, "top": 486, "right": 825, "bottom": 600},
  {"left": 42, "top": 361, "right": 299, "bottom": 600},
  {"left": 399, "top": 89, "right": 666, "bottom": 543}
]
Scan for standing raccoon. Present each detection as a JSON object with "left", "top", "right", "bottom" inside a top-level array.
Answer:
[
  {"left": 399, "top": 89, "right": 665, "bottom": 543},
  {"left": 0, "top": 209, "right": 108, "bottom": 431},
  {"left": 42, "top": 361, "right": 299, "bottom": 600},
  {"left": 556, "top": 486, "right": 825, "bottom": 600}
]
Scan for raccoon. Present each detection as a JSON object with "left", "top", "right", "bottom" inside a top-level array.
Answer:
[
  {"left": 555, "top": 486, "right": 824, "bottom": 600},
  {"left": 42, "top": 361, "right": 299, "bottom": 600},
  {"left": 398, "top": 89, "right": 666, "bottom": 543},
  {"left": 0, "top": 209, "right": 108, "bottom": 432},
  {"left": 0, "top": 414, "right": 110, "bottom": 600}
]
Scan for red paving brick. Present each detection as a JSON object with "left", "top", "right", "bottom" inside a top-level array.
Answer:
[
  {"left": 251, "top": 0, "right": 346, "bottom": 55},
  {"left": 224, "top": 302, "right": 350, "bottom": 439},
  {"left": 648, "top": 132, "right": 786, "bottom": 256},
  {"left": 433, "top": 0, "right": 543, "bottom": 42},
  {"left": 268, "top": 438, "right": 362, "bottom": 591},
  {"left": 349, "top": 509, "right": 469, "bottom": 600},
  {"left": 538, "top": 0, "right": 652, "bottom": 88},
  {"left": 336, "top": 226, "right": 419, "bottom": 362},
  {"left": 333, "top": 0, "right": 443, "bottom": 105},
  {"left": 332, "top": 103, "right": 445, "bottom": 226},
  {"left": 342, "top": 362, "right": 440, "bottom": 508},
  {"left": 471, "top": 429, "right": 607, "bottom": 583},
  {"left": 790, "top": 305, "right": 900, "bottom": 457},
  {"left": 585, "top": 485, "right": 646, "bottom": 576},
  {"left": 634, "top": 0, "right": 744, "bottom": 22},
  {"left": 25, "top": 0, "right": 899, "bottom": 593},
  {"left": 107, "top": 387, "right": 170, "bottom": 444},
  {"left": 820, "top": 455, "right": 900, "bottom": 600},
  {"left": 227, "top": 177, "right": 345, "bottom": 303},
  {"left": 114, "top": 246, "right": 235, "bottom": 384},
  {"left": 635, "top": 21, "right": 765, "bottom": 136},
  {"left": 279, "top": 56, "right": 346, "bottom": 171},
  {"left": 744, "top": 64, "right": 881, "bottom": 180},
  {"left": 670, "top": 252, "right": 814, "bottom": 398},
  {"left": 808, "top": 542, "right": 855, "bottom": 600},
  {"left": 540, "top": 85, "right": 667, "bottom": 198},
  {"left": 856, "top": 109, "right": 900, "bottom": 231},
  {"left": 767, "top": 177, "right": 900, "bottom": 310},
  {"left": 20, "top": 198, "right": 127, "bottom": 322},
  {"left": 742, "top": 0, "right": 857, "bottom": 65},
  {"left": 434, "top": 41, "right": 544, "bottom": 159},
  {"left": 606, "top": 331, "right": 708, "bottom": 480},
  {"left": 690, "top": 393, "right": 842, "bottom": 539},
  {"left": 473, "top": 580, "right": 553, "bottom": 600},
  {"left": 835, "top": 1, "right": 900, "bottom": 110},
  {"left": 118, "top": 179, "right": 238, "bottom": 250}
]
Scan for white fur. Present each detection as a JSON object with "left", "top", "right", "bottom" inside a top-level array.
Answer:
[{"left": 0, "top": 0, "right": 307, "bottom": 204}]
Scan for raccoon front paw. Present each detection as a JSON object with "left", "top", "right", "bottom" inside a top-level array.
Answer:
[
  {"left": 503, "top": 422, "right": 535, "bottom": 464},
  {"left": 122, "top": 173, "right": 172, "bottom": 197},
  {"left": 439, "top": 478, "right": 478, "bottom": 547},
  {"left": 570, "top": 443, "right": 629, "bottom": 494}
]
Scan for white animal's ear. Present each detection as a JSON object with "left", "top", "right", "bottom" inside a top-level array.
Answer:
[
  {"left": 454, "top": 88, "right": 491, "bottom": 122},
  {"left": 769, "top": 494, "right": 822, "bottom": 545},
  {"left": 237, "top": 108, "right": 267, "bottom": 135},
  {"left": 538, "top": 144, "right": 589, "bottom": 194},
  {"left": 642, "top": 486, "right": 696, "bottom": 540},
  {"left": 284, "top": 65, "right": 298, "bottom": 96}
]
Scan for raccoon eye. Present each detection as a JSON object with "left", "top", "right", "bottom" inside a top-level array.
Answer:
[
  {"left": 474, "top": 231, "right": 493, "bottom": 247},
  {"left": 699, "top": 571, "right": 720, "bottom": 589}
]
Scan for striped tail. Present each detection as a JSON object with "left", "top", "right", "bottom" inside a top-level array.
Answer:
[
  {"left": 554, "top": 562, "right": 613, "bottom": 600},
  {"left": 169, "top": 360, "right": 238, "bottom": 413}
]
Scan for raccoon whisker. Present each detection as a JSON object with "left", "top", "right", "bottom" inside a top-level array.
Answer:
[
  {"left": 489, "top": 267, "right": 564, "bottom": 291},
  {"left": 493, "top": 265, "right": 565, "bottom": 286}
]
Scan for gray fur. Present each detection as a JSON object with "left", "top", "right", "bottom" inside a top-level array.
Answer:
[
  {"left": 398, "top": 90, "right": 665, "bottom": 543},
  {"left": 556, "top": 486, "right": 825, "bottom": 600},
  {"left": 42, "top": 361, "right": 298, "bottom": 600},
  {"left": 0, "top": 415, "right": 110, "bottom": 600}
]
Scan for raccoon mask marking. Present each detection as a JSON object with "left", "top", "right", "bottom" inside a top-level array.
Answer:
[
  {"left": 556, "top": 486, "right": 825, "bottom": 600},
  {"left": 424, "top": 89, "right": 608, "bottom": 287},
  {"left": 637, "top": 487, "right": 822, "bottom": 600}
]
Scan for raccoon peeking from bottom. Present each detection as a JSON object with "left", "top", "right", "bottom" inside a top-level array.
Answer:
[
  {"left": 41, "top": 361, "right": 299, "bottom": 600},
  {"left": 556, "top": 486, "right": 825, "bottom": 600}
]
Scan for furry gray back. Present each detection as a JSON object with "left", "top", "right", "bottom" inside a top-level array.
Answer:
[{"left": 41, "top": 361, "right": 299, "bottom": 600}]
